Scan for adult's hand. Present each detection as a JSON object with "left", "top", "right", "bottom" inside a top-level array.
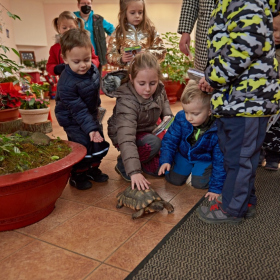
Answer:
[{"left": 179, "top": 33, "right": 191, "bottom": 56}]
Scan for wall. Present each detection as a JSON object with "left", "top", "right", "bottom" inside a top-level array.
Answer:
[
  {"left": 0, "top": 0, "right": 18, "bottom": 62},
  {"left": 2, "top": 0, "right": 196, "bottom": 64}
]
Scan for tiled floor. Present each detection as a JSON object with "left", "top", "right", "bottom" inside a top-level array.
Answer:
[{"left": 0, "top": 95, "right": 207, "bottom": 280}]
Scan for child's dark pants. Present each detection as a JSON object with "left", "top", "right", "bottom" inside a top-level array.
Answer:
[
  {"left": 64, "top": 126, "right": 109, "bottom": 172},
  {"left": 165, "top": 152, "right": 212, "bottom": 187},
  {"left": 216, "top": 117, "right": 268, "bottom": 218}
]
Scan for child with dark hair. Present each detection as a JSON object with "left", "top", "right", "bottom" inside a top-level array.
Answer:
[{"left": 55, "top": 28, "right": 109, "bottom": 190}]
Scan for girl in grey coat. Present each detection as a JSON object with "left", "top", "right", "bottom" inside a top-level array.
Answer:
[{"left": 102, "top": 52, "right": 173, "bottom": 190}]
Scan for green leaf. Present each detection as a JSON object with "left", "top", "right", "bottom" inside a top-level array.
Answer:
[
  {"left": 50, "top": 156, "right": 60, "bottom": 160},
  {"left": 11, "top": 48, "right": 20, "bottom": 57},
  {"left": 13, "top": 147, "right": 21, "bottom": 153}
]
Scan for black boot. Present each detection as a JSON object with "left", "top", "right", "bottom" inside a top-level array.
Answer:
[
  {"left": 69, "top": 171, "right": 92, "bottom": 190},
  {"left": 87, "top": 166, "right": 109, "bottom": 182},
  {"left": 115, "top": 156, "right": 131, "bottom": 182}
]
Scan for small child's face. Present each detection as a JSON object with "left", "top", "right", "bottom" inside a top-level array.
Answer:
[
  {"left": 63, "top": 46, "right": 92, "bottom": 75},
  {"left": 126, "top": 1, "right": 144, "bottom": 27},
  {"left": 273, "top": 15, "right": 280, "bottom": 45},
  {"left": 130, "top": 68, "right": 159, "bottom": 99},
  {"left": 182, "top": 98, "right": 211, "bottom": 127},
  {"left": 58, "top": 18, "right": 77, "bottom": 35}
]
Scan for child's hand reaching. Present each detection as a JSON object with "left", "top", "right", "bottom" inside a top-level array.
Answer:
[
  {"left": 158, "top": 163, "right": 171, "bottom": 176},
  {"left": 121, "top": 52, "right": 134, "bottom": 63},
  {"left": 205, "top": 192, "right": 220, "bottom": 202},
  {"left": 198, "top": 77, "right": 214, "bottom": 93},
  {"left": 89, "top": 131, "right": 104, "bottom": 143},
  {"left": 131, "top": 173, "right": 151, "bottom": 191}
]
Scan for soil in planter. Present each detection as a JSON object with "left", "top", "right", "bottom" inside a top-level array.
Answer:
[{"left": 0, "top": 133, "right": 71, "bottom": 175}]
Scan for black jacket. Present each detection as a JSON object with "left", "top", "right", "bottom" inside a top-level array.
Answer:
[{"left": 55, "top": 64, "right": 101, "bottom": 135}]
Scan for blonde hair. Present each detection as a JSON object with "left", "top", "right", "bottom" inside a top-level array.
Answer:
[
  {"left": 124, "top": 52, "right": 161, "bottom": 83},
  {"left": 53, "top": 11, "right": 84, "bottom": 33},
  {"left": 115, "top": 0, "right": 155, "bottom": 49},
  {"left": 60, "top": 29, "right": 92, "bottom": 57},
  {"left": 180, "top": 80, "right": 211, "bottom": 105}
]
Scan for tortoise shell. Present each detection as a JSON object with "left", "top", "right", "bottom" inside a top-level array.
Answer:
[{"left": 116, "top": 186, "right": 162, "bottom": 211}]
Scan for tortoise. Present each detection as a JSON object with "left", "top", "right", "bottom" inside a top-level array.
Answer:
[{"left": 116, "top": 186, "right": 174, "bottom": 219}]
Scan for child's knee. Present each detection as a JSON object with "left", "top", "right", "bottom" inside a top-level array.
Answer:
[
  {"left": 165, "top": 170, "right": 188, "bottom": 186},
  {"left": 191, "top": 175, "right": 209, "bottom": 189}
]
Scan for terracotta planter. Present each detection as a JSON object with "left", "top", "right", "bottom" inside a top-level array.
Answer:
[
  {"left": 19, "top": 107, "right": 50, "bottom": 124},
  {"left": 0, "top": 107, "right": 19, "bottom": 122},
  {"left": 176, "top": 78, "right": 190, "bottom": 101},
  {"left": 0, "top": 141, "right": 86, "bottom": 231},
  {"left": 163, "top": 80, "right": 181, "bottom": 104}
]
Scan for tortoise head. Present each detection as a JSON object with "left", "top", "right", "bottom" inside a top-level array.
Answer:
[{"left": 147, "top": 201, "right": 164, "bottom": 212}]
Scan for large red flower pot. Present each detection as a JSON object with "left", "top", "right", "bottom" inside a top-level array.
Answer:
[
  {"left": 0, "top": 107, "right": 19, "bottom": 122},
  {"left": 0, "top": 141, "right": 86, "bottom": 231},
  {"left": 163, "top": 80, "right": 181, "bottom": 104}
]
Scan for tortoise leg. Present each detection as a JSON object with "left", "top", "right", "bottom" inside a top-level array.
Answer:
[
  {"left": 162, "top": 201, "right": 174, "bottom": 213},
  {"left": 116, "top": 198, "right": 124, "bottom": 209},
  {"left": 132, "top": 209, "right": 145, "bottom": 219}
]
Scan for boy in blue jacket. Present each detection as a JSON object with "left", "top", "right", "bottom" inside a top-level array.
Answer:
[
  {"left": 55, "top": 29, "right": 109, "bottom": 190},
  {"left": 158, "top": 80, "right": 225, "bottom": 202}
]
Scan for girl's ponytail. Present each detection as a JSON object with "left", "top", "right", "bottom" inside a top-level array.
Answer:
[
  {"left": 52, "top": 17, "right": 59, "bottom": 33},
  {"left": 77, "top": 18, "right": 85, "bottom": 30}
]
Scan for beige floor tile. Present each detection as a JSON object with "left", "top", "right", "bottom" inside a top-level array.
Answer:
[
  {"left": 0, "top": 231, "right": 34, "bottom": 261},
  {"left": 151, "top": 184, "right": 207, "bottom": 225},
  {"left": 105, "top": 219, "right": 174, "bottom": 271},
  {"left": 61, "top": 179, "right": 123, "bottom": 205},
  {"left": 16, "top": 198, "right": 89, "bottom": 238},
  {"left": 39, "top": 207, "right": 147, "bottom": 261},
  {"left": 86, "top": 264, "right": 129, "bottom": 280},
  {"left": 99, "top": 159, "right": 123, "bottom": 181},
  {"left": 0, "top": 240, "right": 99, "bottom": 280}
]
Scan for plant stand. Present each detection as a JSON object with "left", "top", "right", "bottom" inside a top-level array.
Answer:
[
  {"left": 22, "top": 120, "right": 52, "bottom": 134},
  {"left": 0, "top": 118, "right": 23, "bottom": 134}
]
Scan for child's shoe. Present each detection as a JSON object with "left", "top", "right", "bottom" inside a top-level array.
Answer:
[
  {"left": 264, "top": 161, "right": 279, "bottom": 171},
  {"left": 69, "top": 172, "right": 92, "bottom": 190},
  {"left": 87, "top": 167, "right": 109, "bottom": 182},
  {"left": 196, "top": 203, "right": 243, "bottom": 224},
  {"left": 214, "top": 194, "right": 256, "bottom": 219},
  {"left": 115, "top": 156, "right": 131, "bottom": 182}
]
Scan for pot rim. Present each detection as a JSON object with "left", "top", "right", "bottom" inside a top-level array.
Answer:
[{"left": 0, "top": 140, "right": 86, "bottom": 187}]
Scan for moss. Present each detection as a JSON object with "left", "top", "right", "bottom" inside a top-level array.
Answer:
[{"left": 0, "top": 137, "right": 71, "bottom": 175}]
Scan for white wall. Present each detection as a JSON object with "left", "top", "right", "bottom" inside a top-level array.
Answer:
[
  {"left": 0, "top": 0, "right": 18, "bottom": 62},
  {"left": 11, "top": 0, "right": 47, "bottom": 46}
]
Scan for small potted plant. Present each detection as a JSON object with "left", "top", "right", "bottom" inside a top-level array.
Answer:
[
  {"left": 19, "top": 85, "right": 50, "bottom": 124},
  {"left": 0, "top": 76, "right": 22, "bottom": 122},
  {"left": 160, "top": 32, "right": 195, "bottom": 103}
]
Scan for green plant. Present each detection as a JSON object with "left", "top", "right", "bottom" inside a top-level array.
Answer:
[
  {"left": 20, "top": 97, "right": 49, "bottom": 109},
  {"left": 0, "top": 133, "right": 71, "bottom": 175},
  {"left": 37, "top": 59, "right": 47, "bottom": 71},
  {"left": 0, "top": 5, "right": 25, "bottom": 110},
  {"left": 160, "top": 32, "right": 195, "bottom": 84}
]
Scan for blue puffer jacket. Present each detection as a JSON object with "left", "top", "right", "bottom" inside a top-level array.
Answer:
[
  {"left": 160, "top": 110, "right": 225, "bottom": 193},
  {"left": 55, "top": 64, "right": 101, "bottom": 135}
]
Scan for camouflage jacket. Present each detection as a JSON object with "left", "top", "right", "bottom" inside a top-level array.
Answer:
[{"left": 205, "top": 0, "right": 280, "bottom": 117}]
